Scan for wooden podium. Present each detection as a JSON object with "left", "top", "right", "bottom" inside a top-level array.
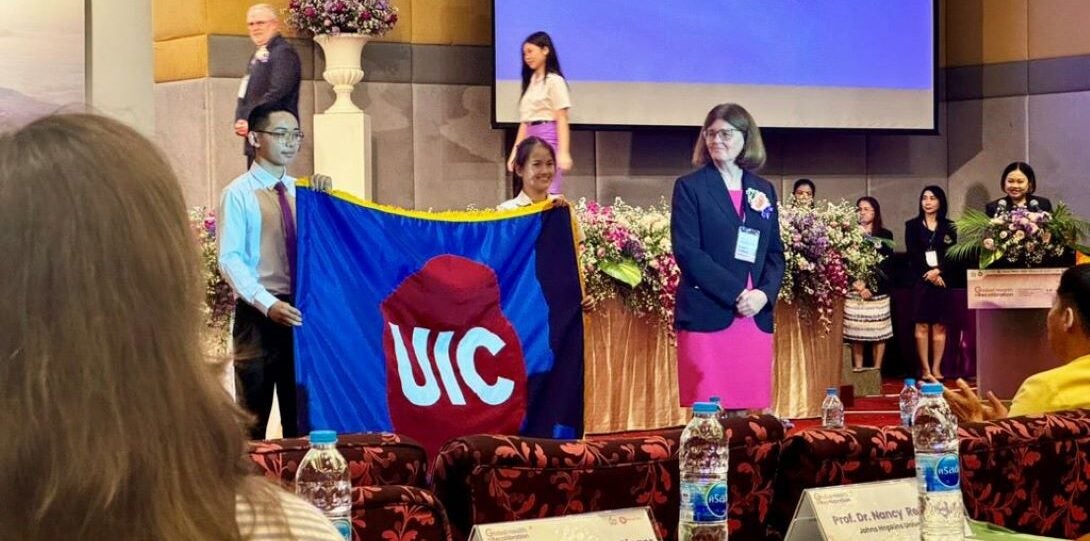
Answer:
[{"left": 968, "top": 269, "right": 1065, "bottom": 398}]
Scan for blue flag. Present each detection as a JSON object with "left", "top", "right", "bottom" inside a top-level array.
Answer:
[{"left": 294, "top": 189, "right": 584, "bottom": 455}]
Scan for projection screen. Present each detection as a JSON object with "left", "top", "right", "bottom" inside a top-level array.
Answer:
[{"left": 493, "top": 0, "right": 936, "bottom": 130}]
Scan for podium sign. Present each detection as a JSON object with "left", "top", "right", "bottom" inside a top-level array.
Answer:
[
  {"left": 785, "top": 478, "right": 971, "bottom": 541},
  {"left": 967, "top": 268, "right": 1063, "bottom": 309},
  {"left": 468, "top": 507, "right": 659, "bottom": 541}
]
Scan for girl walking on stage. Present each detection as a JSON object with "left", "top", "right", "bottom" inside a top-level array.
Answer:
[
  {"left": 671, "top": 103, "right": 785, "bottom": 412},
  {"left": 506, "top": 31, "right": 572, "bottom": 194}
]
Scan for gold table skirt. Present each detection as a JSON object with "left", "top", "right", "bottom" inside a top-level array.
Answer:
[
  {"left": 583, "top": 298, "right": 688, "bottom": 433},
  {"left": 771, "top": 299, "right": 845, "bottom": 419},
  {"left": 583, "top": 298, "right": 844, "bottom": 433}
]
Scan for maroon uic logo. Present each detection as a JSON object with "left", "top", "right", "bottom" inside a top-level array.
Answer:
[{"left": 380, "top": 255, "right": 527, "bottom": 454}]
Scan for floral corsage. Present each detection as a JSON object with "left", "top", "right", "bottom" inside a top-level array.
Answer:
[{"left": 746, "top": 188, "right": 773, "bottom": 219}]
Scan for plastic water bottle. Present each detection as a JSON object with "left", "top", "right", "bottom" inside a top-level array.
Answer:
[
  {"left": 295, "top": 430, "right": 352, "bottom": 540},
  {"left": 821, "top": 388, "right": 844, "bottom": 429},
  {"left": 679, "top": 401, "right": 729, "bottom": 541},
  {"left": 900, "top": 378, "right": 921, "bottom": 428},
  {"left": 913, "top": 383, "right": 965, "bottom": 541}
]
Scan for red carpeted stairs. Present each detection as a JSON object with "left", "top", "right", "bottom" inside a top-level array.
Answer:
[{"left": 786, "top": 379, "right": 970, "bottom": 434}]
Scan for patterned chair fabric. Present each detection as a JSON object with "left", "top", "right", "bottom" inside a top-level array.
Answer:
[
  {"left": 432, "top": 415, "right": 786, "bottom": 541},
  {"left": 959, "top": 409, "right": 1090, "bottom": 539},
  {"left": 770, "top": 425, "right": 916, "bottom": 539},
  {"left": 248, "top": 432, "right": 428, "bottom": 488},
  {"left": 248, "top": 432, "right": 453, "bottom": 541},
  {"left": 771, "top": 410, "right": 1090, "bottom": 540}
]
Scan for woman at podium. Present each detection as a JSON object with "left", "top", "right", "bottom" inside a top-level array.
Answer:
[
  {"left": 984, "top": 161, "right": 1051, "bottom": 217},
  {"left": 906, "top": 186, "right": 956, "bottom": 382}
]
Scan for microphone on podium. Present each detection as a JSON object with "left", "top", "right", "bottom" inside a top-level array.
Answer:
[
  {"left": 996, "top": 199, "right": 1008, "bottom": 213},
  {"left": 1029, "top": 199, "right": 1040, "bottom": 211}
]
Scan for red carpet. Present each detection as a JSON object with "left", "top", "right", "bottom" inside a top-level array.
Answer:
[{"left": 785, "top": 378, "right": 974, "bottom": 435}]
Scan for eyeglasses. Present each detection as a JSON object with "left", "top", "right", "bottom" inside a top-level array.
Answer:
[
  {"left": 704, "top": 128, "right": 740, "bottom": 141},
  {"left": 254, "top": 130, "right": 305, "bottom": 144},
  {"left": 247, "top": 19, "right": 276, "bottom": 27}
]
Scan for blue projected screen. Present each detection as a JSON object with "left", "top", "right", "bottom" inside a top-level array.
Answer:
[{"left": 493, "top": 0, "right": 935, "bottom": 129}]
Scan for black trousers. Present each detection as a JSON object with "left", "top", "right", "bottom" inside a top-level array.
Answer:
[{"left": 234, "top": 296, "right": 298, "bottom": 440}]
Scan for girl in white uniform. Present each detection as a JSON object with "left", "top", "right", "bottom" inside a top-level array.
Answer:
[{"left": 506, "top": 31, "right": 572, "bottom": 194}]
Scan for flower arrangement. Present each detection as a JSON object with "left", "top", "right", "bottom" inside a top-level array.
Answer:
[
  {"left": 948, "top": 203, "right": 1088, "bottom": 268},
  {"left": 778, "top": 200, "right": 885, "bottom": 331},
  {"left": 286, "top": 0, "right": 399, "bottom": 36},
  {"left": 188, "top": 207, "right": 235, "bottom": 340},
  {"left": 575, "top": 199, "right": 679, "bottom": 331}
]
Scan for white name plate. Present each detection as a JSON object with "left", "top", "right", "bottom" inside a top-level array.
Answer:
[
  {"left": 785, "top": 478, "right": 970, "bottom": 541},
  {"left": 468, "top": 507, "right": 659, "bottom": 541}
]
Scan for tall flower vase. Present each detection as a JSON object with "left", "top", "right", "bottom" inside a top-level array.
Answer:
[{"left": 314, "top": 33, "right": 370, "bottom": 114}]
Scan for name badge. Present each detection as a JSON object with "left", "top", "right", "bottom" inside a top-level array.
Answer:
[
  {"left": 237, "top": 75, "right": 250, "bottom": 99},
  {"left": 735, "top": 226, "right": 760, "bottom": 263},
  {"left": 925, "top": 250, "right": 939, "bottom": 268}
]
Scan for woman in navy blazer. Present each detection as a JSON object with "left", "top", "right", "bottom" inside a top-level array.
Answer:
[{"left": 671, "top": 103, "right": 785, "bottom": 410}]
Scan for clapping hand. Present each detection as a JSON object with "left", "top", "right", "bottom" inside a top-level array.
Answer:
[{"left": 943, "top": 378, "right": 1007, "bottom": 422}]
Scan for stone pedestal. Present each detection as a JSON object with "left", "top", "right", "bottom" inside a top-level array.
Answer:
[{"left": 314, "top": 111, "right": 373, "bottom": 200}]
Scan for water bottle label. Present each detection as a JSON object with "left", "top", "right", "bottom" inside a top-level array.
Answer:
[
  {"left": 331, "top": 517, "right": 351, "bottom": 540},
  {"left": 680, "top": 480, "right": 728, "bottom": 522},
  {"left": 916, "top": 453, "right": 960, "bottom": 492}
]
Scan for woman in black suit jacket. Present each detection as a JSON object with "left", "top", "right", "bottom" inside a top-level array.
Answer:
[
  {"left": 671, "top": 103, "right": 784, "bottom": 411},
  {"left": 984, "top": 161, "right": 1052, "bottom": 217},
  {"left": 905, "top": 185, "right": 957, "bottom": 382}
]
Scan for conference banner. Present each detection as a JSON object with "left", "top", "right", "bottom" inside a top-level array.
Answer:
[{"left": 293, "top": 186, "right": 584, "bottom": 455}]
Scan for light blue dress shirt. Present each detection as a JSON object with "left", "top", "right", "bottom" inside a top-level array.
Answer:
[{"left": 218, "top": 164, "right": 296, "bottom": 315}]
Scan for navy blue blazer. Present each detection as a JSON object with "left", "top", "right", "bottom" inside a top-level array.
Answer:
[
  {"left": 236, "top": 34, "right": 302, "bottom": 155},
  {"left": 671, "top": 165, "right": 785, "bottom": 333}
]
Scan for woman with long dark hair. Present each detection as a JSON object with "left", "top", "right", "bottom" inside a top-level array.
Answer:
[
  {"left": 505, "top": 31, "right": 572, "bottom": 194},
  {"left": 905, "top": 185, "right": 957, "bottom": 381}
]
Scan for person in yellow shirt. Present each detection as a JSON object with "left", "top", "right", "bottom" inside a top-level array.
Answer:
[{"left": 946, "top": 264, "right": 1090, "bottom": 421}]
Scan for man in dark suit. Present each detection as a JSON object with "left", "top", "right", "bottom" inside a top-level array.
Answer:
[{"left": 235, "top": 4, "right": 302, "bottom": 166}]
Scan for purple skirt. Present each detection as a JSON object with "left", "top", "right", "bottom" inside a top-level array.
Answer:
[{"left": 526, "top": 121, "right": 563, "bottom": 194}]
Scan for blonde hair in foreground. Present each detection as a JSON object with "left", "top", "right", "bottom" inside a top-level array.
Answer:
[{"left": 0, "top": 113, "right": 285, "bottom": 540}]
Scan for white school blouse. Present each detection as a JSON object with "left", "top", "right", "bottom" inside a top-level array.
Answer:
[{"left": 518, "top": 73, "right": 572, "bottom": 122}]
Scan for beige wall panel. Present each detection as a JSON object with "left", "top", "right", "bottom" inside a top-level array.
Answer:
[
  {"left": 1029, "top": 0, "right": 1090, "bottom": 59},
  {"left": 982, "top": 0, "right": 1028, "bottom": 63},
  {"left": 154, "top": 35, "right": 209, "bottom": 82},
  {"left": 1028, "top": 91, "right": 1090, "bottom": 218},
  {"left": 946, "top": 0, "right": 1027, "bottom": 66},
  {"left": 153, "top": 0, "right": 208, "bottom": 41},
  {"left": 946, "top": 96, "right": 1028, "bottom": 217},
  {"left": 411, "top": 84, "right": 506, "bottom": 210},
  {"left": 154, "top": 79, "right": 211, "bottom": 206},
  {"left": 410, "top": 0, "right": 490, "bottom": 45}
]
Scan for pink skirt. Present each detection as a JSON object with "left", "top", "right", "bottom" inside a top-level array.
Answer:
[
  {"left": 525, "top": 121, "right": 563, "bottom": 194},
  {"left": 677, "top": 317, "right": 773, "bottom": 409}
]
